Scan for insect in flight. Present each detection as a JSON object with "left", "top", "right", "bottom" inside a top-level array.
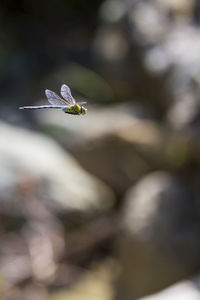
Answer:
[{"left": 19, "top": 84, "right": 87, "bottom": 115}]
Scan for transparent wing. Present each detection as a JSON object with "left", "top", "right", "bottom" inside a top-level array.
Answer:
[
  {"left": 60, "top": 84, "right": 76, "bottom": 105},
  {"left": 19, "top": 105, "right": 66, "bottom": 110},
  {"left": 77, "top": 101, "right": 87, "bottom": 105},
  {"left": 45, "top": 89, "right": 67, "bottom": 106}
]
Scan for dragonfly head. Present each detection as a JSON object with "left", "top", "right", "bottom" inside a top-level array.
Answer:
[{"left": 81, "top": 106, "right": 87, "bottom": 115}]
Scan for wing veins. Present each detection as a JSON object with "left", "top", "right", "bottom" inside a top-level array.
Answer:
[
  {"left": 60, "top": 84, "right": 76, "bottom": 105},
  {"left": 45, "top": 89, "right": 68, "bottom": 105}
]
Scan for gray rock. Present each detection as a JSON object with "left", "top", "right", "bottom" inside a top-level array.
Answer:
[
  {"left": 36, "top": 103, "right": 140, "bottom": 147},
  {"left": 114, "top": 171, "right": 200, "bottom": 300},
  {"left": 0, "top": 122, "right": 114, "bottom": 215},
  {"left": 123, "top": 172, "right": 200, "bottom": 264},
  {"left": 139, "top": 273, "right": 200, "bottom": 300},
  {"left": 36, "top": 104, "right": 200, "bottom": 194},
  {"left": 36, "top": 104, "right": 163, "bottom": 193}
]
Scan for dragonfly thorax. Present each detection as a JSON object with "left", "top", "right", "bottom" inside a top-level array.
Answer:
[{"left": 64, "top": 104, "right": 87, "bottom": 115}]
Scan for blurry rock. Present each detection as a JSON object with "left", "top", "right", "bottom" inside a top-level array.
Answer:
[
  {"left": 65, "top": 0, "right": 200, "bottom": 128},
  {"left": 50, "top": 259, "right": 116, "bottom": 300},
  {"left": 114, "top": 171, "right": 200, "bottom": 300},
  {"left": 94, "top": 26, "right": 129, "bottom": 62},
  {"left": 164, "top": 24, "right": 200, "bottom": 131},
  {"left": 36, "top": 104, "right": 162, "bottom": 193},
  {"left": 139, "top": 10, "right": 200, "bottom": 131},
  {"left": 166, "top": 90, "right": 200, "bottom": 131},
  {"left": 0, "top": 121, "right": 114, "bottom": 215},
  {"left": 0, "top": 121, "right": 115, "bottom": 294},
  {"left": 99, "top": 0, "right": 127, "bottom": 23},
  {"left": 129, "top": 1, "right": 169, "bottom": 45},
  {"left": 141, "top": 9, "right": 200, "bottom": 134},
  {"left": 4, "top": 283, "right": 47, "bottom": 300},
  {"left": 22, "top": 220, "right": 65, "bottom": 283},
  {"left": 156, "top": 0, "right": 196, "bottom": 16},
  {"left": 145, "top": 22, "right": 200, "bottom": 71},
  {"left": 0, "top": 253, "right": 31, "bottom": 287},
  {"left": 0, "top": 220, "right": 64, "bottom": 290},
  {"left": 139, "top": 273, "right": 200, "bottom": 300},
  {"left": 37, "top": 104, "right": 200, "bottom": 194},
  {"left": 130, "top": 0, "right": 195, "bottom": 49},
  {"left": 37, "top": 103, "right": 139, "bottom": 147}
]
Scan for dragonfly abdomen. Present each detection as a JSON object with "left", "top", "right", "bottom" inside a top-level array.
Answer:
[{"left": 19, "top": 105, "right": 64, "bottom": 110}]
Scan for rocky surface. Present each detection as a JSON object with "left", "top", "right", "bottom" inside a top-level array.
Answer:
[
  {"left": 114, "top": 171, "right": 200, "bottom": 300},
  {"left": 139, "top": 273, "right": 200, "bottom": 300},
  {"left": 50, "top": 259, "right": 116, "bottom": 300},
  {"left": 0, "top": 121, "right": 114, "bottom": 214},
  {"left": 35, "top": 104, "right": 155, "bottom": 193},
  {"left": 0, "top": 121, "right": 115, "bottom": 299},
  {"left": 36, "top": 104, "right": 200, "bottom": 195}
]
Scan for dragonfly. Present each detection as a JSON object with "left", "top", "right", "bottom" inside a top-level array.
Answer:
[{"left": 19, "top": 84, "right": 87, "bottom": 115}]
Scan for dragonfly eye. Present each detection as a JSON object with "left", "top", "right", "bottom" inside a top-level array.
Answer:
[{"left": 81, "top": 107, "right": 87, "bottom": 115}]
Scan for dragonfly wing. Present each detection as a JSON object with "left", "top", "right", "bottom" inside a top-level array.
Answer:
[
  {"left": 77, "top": 101, "right": 87, "bottom": 105},
  {"left": 19, "top": 105, "right": 66, "bottom": 110},
  {"left": 60, "top": 84, "right": 76, "bottom": 105},
  {"left": 45, "top": 89, "right": 67, "bottom": 105}
]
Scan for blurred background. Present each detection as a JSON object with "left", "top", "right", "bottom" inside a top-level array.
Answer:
[{"left": 1, "top": 0, "right": 200, "bottom": 299}]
